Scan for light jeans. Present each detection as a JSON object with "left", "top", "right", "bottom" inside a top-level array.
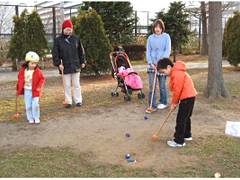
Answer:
[
  {"left": 63, "top": 72, "right": 82, "bottom": 104},
  {"left": 148, "top": 72, "right": 168, "bottom": 109},
  {"left": 24, "top": 89, "right": 40, "bottom": 123}
]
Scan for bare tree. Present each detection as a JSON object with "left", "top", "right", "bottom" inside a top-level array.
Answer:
[
  {"left": 0, "top": 5, "right": 13, "bottom": 34},
  {"left": 187, "top": 1, "right": 237, "bottom": 55},
  {"left": 205, "top": 1, "right": 228, "bottom": 98}
]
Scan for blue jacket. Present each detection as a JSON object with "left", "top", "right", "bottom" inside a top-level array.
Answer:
[{"left": 146, "top": 33, "right": 171, "bottom": 65}]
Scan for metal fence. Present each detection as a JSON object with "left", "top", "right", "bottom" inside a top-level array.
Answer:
[{"left": 0, "top": 4, "right": 155, "bottom": 41}]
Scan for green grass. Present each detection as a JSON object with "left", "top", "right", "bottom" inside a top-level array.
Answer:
[
  {"left": 0, "top": 147, "right": 157, "bottom": 177},
  {"left": 131, "top": 60, "right": 146, "bottom": 65},
  {"left": 163, "top": 136, "right": 240, "bottom": 177}
]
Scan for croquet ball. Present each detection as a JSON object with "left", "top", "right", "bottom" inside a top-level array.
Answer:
[
  {"left": 125, "top": 153, "right": 131, "bottom": 159},
  {"left": 125, "top": 133, "right": 131, "bottom": 138},
  {"left": 214, "top": 172, "right": 221, "bottom": 178},
  {"left": 144, "top": 115, "right": 148, "bottom": 120}
]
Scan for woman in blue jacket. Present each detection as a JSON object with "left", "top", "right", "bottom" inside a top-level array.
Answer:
[{"left": 146, "top": 19, "right": 171, "bottom": 113}]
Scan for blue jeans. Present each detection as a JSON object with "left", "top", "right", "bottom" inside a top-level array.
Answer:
[
  {"left": 24, "top": 89, "right": 40, "bottom": 122},
  {"left": 148, "top": 72, "right": 168, "bottom": 109},
  {"left": 158, "top": 74, "right": 168, "bottom": 105}
]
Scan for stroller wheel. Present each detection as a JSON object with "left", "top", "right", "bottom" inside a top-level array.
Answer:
[
  {"left": 128, "top": 88, "right": 133, "bottom": 95},
  {"left": 111, "top": 92, "right": 119, "bottom": 97},
  {"left": 138, "top": 92, "right": 145, "bottom": 99},
  {"left": 124, "top": 95, "right": 131, "bottom": 101}
]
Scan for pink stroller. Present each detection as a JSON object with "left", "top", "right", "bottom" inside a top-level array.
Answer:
[{"left": 109, "top": 50, "right": 145, "bottom": 101}]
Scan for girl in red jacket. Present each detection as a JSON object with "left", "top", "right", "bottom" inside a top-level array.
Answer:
[
  {"left": 157, "top": 58, "right": 197, "bottom": 148},
  {"left": 17, "top": 51, "right": 45, "bottom": 124}
]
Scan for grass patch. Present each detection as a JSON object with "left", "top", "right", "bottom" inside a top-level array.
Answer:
[
  {"left": 0, "top": 147, "right": 157, "bottom": 177},
  {"left": 0, "top": 75, "right": 148, "bottom": 122},
  {"left": 163, "top": 135, "right": 240, "bottom": 177},
  {"left": 0, "top": 68, "right": 239, "bottom": 122}
]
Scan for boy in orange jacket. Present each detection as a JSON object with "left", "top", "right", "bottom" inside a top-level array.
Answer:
[{"left": 157, "top": 58, "right": 197, "bottom": 148}]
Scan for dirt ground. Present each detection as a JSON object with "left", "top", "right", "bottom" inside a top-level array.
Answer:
[{"left": 0, "top": 70, "right": 240, "bottom": 175}]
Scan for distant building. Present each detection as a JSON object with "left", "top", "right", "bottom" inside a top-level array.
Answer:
[{"left": 34, "top": 1, "right": 81, "bottom": 35}]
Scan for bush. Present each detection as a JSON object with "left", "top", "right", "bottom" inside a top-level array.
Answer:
[
  {"left": 223, "top": 11, "right": 240, "bottom": 66},
  {"left": 181, "top": 32, "right": 199, "bottom": 55},
  {"left": 72, "top": 9, "right": 113, "bottom": 75},
  {"left": 113, "top": 44, "right": 146, "bottom": 61}
]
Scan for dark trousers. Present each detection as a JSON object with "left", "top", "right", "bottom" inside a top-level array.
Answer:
[{"left": 174, "top": 97, "right": 195, "bottom": 144}]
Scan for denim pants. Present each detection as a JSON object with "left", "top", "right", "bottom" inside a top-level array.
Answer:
[
  {"left": 24, "top": 89, "right": 40, "bottom": 123},
  {"left": 148, "top": 72, "right": 168, "bottom": 108}
]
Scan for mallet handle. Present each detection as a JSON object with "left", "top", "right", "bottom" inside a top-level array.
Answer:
[
  {"left": 149, "top": 69, "right": 157, "bottom": 109},
  {"left": 154, "top": 109, "right": 173, "bottom": 136}
]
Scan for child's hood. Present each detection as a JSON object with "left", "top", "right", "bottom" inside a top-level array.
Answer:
[{"left": 172, "top": 61, "right": 186, "bottom": 72}]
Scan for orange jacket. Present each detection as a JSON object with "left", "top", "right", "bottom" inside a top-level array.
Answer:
[{"left": 169, "top": 61, "right": 197, "bottom": 105}]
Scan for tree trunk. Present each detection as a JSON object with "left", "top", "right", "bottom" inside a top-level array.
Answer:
[
  {"left": 205, "top": 2, "right": 228, "bottom": 98},
  {"left": 12, "top": 58, "right": 18, "bottom": 71},
  {"left": 173, "top": 47, "right": 176, "bottom": 63},
  {"left": 200, "top": 1, "right": 208, "bottom": 55}
]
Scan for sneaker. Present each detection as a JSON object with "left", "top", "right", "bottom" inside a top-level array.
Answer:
[
  {"left": 184, "top": 137, "right": 192, "bottom": 141},
  {"left": 167, "top": 140, "right": 186, "bottom": 148},
  {"left": 64, "top": 104, "right": 72, "bottom": 108},
  {"left": 145, "top": 107, "right": 157, "bottom": 114},
  {"left": 157, "top": 104, "right": 168, "bottom": 110},
  {"left": 29, "top": 119, "right": 34, "bottom": 124},
  {"left": 76, "top": 103, "right": 82, "bottom": 107},
  {"left": 35, "top": 119, "right": 40, "bottom": 124}
]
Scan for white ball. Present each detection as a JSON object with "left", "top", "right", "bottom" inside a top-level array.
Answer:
[{"left": 214, "top": 172, "right": 221, "bottom": 178}]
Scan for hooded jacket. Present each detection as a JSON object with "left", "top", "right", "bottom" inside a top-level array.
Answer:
[
  {"left": 169, "top": 61, "right": 197, "bottom": 105},
  {"left": 17, "top": 66, "right": 45, "bottom": 97}
]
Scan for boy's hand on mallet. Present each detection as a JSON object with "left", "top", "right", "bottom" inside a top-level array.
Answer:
[{"left": 170, "top": 104, "right": 177, "bottom": 111}]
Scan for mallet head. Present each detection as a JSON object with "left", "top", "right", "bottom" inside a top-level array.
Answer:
[
  {"left": 12, "top": 112, "right": 20, "bottom": 120},
  {"left": 151, "top": 134, "right": 159, "bottom": 142}
]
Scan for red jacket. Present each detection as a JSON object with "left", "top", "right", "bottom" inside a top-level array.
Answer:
[
  {"left": 17, "top": 66, "right": 45, "bottom": 97},
  {"left": 169, "top": 61, "right": 197, "bottom": 105}
]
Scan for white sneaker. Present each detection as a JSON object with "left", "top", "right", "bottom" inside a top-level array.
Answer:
[
  {"left": 167, "top": 140, "right": 186, "bottom": 148},
  {"left": 157, "top": 104, "right": 168, "bottom": 110},
  {"left": 184, "top": 137, "right": 192, "bottom": 141},
  {"left": 29, "top": 119, "right": 34, "bottom": 124},
  {"left": 35, "top": 119, "right": 40, "bottom": 124}
]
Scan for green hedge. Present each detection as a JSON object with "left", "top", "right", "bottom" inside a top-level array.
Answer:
[{"left": 113, "top": 44, "right": 146, "bottom": 61}]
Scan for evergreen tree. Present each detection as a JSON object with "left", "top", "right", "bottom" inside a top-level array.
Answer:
[
  {"left": 223, "top": 11, "right": 240, "bottom": 67},
  {"left": 7, "top": 10, "right": 27, "bottom": 71},
  {"left": 72, "top": 9, "right": 113, "bottom": 75},
  {"left": 25, "top": 11, "right": 47, "bottom": 57},
  {"left": 80, "top": 1, "right": 135, "bottom": 45},
  {"left": 7, "top": 9, "right": 47, "bottom": 71}
]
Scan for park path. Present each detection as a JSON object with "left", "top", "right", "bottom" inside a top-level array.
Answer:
[{"left": 0, "top": 60, "right": 231, "bottom": 83}]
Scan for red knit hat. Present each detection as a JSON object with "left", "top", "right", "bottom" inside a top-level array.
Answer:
[{"left": 62, "top": 19, "right": 73, "bottom": 29}]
